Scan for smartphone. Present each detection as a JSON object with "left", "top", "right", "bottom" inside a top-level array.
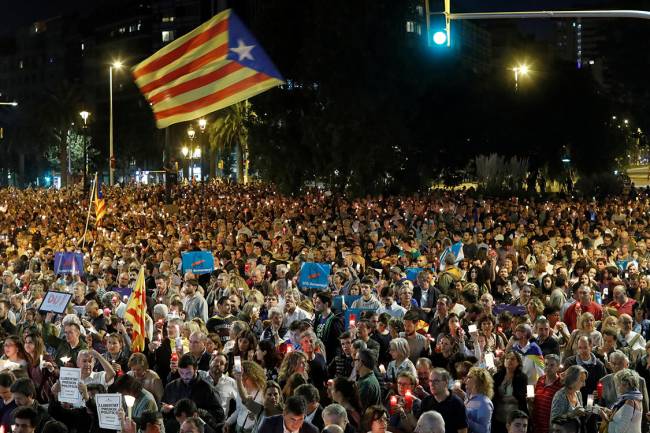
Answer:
[{"left": 233, "top": 355, "right": 242, "bottom": 373}]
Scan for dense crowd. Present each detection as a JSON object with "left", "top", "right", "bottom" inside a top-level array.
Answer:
[{"left": 0, "top": 181, "right": 648, "bottom": 433}]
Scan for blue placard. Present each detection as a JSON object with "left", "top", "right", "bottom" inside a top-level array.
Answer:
[
  {"left": 344, "top": 308, "right": 375, "bottom": 327},
  {"left": 405, "top": 267, "right": 423, "bottom": 282},
  {"left": 492, "top": 303, "right": 526, "bottom": 317},
  {"left": 333, "top": 295, "right": 361, "bottom": 313},
  {"left": 181, "top": 251, "right": 215, "bottom": 275},
  {"left": 298, "top": 262, "right": 331, "bottom": 290},
  {"left": 53, "top": 252, "right": 84, "bottom": 275}
]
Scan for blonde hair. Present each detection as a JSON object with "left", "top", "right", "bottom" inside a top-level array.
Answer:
[
  {"left": 467, "top": 367, "right": 494, "bottom": 398},
  {"left": 242, "top": 360, "right": 267, "bottom": 390},
  {"left": 389, "top": 338, "right": 410, "bottom": 360}
]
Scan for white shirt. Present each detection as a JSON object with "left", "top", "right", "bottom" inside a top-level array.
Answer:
[
  {"left": 377, "top": 303, "right": 406, "bottom": 318},
  {"left": 284, "top": 307, "right": 310, "bottom": 327}
]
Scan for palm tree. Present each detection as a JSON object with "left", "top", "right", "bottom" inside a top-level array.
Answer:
[{"left": 207, "top": 101, "right": 256, "bottom": 183}]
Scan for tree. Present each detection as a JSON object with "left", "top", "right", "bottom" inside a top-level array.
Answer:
[
  {"left": 207, "top": 101, "right": 255, "bottom": 182},
  {"left": 42, "top": 81, "right": 82, "bottom": 187}
]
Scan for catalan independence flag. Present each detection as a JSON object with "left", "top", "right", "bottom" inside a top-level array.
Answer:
[
  {"left": 132, "top": 9, "right": 284, "bottom": 128},
  {"left": 94, "top": 174, "right": 106, "bottom": 225},
  {"left": 124, "top": 266, "right": 147, "bottom": 352}
]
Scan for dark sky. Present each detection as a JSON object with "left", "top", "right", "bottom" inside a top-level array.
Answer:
[{"left": 0, "top": 0, "right": 624, "bottom": 37}]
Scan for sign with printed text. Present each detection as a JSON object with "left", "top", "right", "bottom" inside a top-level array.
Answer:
[
  {"left": 39, "top": 291, "right": 73, "bottom": 314},
  {"left": 298, "top": 262, "right": 331, "bottom": 290},
  {"left": 95, "top": 394, "right": 123, "bottom": 430},
  {"left": 181, "top": 251, "right": 215, "bottom": 275},
  {"left": 54, "top": 252, "right": 84, "bottom": 275},
  {"left": 59, "top": 367, "right": 82, "bottom": 405}
]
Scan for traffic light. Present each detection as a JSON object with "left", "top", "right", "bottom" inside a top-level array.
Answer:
[{"left": 426, "top": 0, "right": 451, "bottom": 47}]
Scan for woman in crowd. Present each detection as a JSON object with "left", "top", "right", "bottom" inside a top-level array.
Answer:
[
  {"left": 361, "top": 405, "right": 389, "bottom": 433},
  {"left": 599, "top": 369, "right": 643, "bottom": 433},
  {"left": 550, "top": 365, "right": 587, "bottom": 433},
  {"left": 564, "top": 312, "right": 603, "bottom": 358},
  {"left": 277, "top": 351, "right": 308, "bottom": 389},
  {"left": 477, "top": 314, "right": 506, "bottom": 353},
  {"left": 386, "top": 371, "right": 420, "bottom": 432},
  {"left": 228, "top": 329, "right": 258, "bottom": 373},
  {"left": 23, "top": 330, "right": 56, "bottom": 403},
  {"left": 112, "top": 374, "right": 158, "bottom": 419},
  {"left": 491, "top": 351, "right": 528, "bottom": 433},
  {"left": 2, "top": 334, "right": 30, "bottom": 369},
  {"left": 462, "top": 367, "right": 494, "bottom": 433},
  {"left": 226, "top": 360, "right": 266, "bottom": 433},
  {"left": 101, "top": 332, "right": 131, "bottom": 374},
  {"left": 386, "top": 337, "right": 417, "bottom": 385},
  {"left": 255, "top": 339, "right": 281, "bottom": 383}
]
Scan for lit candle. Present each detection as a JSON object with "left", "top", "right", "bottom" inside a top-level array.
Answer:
[
  {"left": 527, "top": 385, "right": 535, "bottom": 398},
  {"left": 60, "top": 356, "right": 71, "bottom": 364},
  {"left": 124, "top": 395, "right": 136, "bottom": 419},
  {"left": 379, "top": 364, "right": 386, "bottom": 375}
]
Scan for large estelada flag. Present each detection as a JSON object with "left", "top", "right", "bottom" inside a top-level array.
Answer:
[
  {"left": 132, "top": 9, "right": 284, "bottom": 128},
  {"left": 124, "top": 266, "right": 147, "bottom": 352},
  {"left": 94, "top": 173, "right": 106, "bottom": 226}
]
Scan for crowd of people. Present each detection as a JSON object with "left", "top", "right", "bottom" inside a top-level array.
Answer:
[{"left": 0, "top": 181, "right": 648, "bottom": 433}]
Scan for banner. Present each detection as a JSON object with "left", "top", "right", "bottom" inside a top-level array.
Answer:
[
  {"left": 332, "top": 295, "right": 361, "bottom": 314},
  {"left": 492, "top": 303, "right": 526, "bottom": 317},
  {"left": 59, "top": 367, "right": 82, "bottom": 405},
  {"left": 298, "top": 262, "right": 331, "bottom": 290},
  {"left": 95, "top": 394, "right": 123, "bottom": 430},
  {"left": 39, "top": 291, "right": 73, "bottom": 314},
  {"left": 54, "top": 252, "right": 84, "bottom": 275},
  {"left": 181, "top": 251, "right": 215, "bottom": 275}
]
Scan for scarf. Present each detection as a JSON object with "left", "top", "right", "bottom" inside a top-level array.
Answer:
[{"left": 612, "top": 389, "right": 643, "bottom": 412}]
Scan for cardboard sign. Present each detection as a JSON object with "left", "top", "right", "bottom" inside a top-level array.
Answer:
[
  {"left": 59, "top": 367, "right": 82, "bottom": 405},
  {"left": 54, "top": 252, "right": 84, "bottom": 275},
  {"left": 39, "top": 291, "right": 73, "bottom": 314},
  {"left": 298, "top": 262, "right": 331, "bottom": 290},
  {"left": 95, "top": 394, "right": 123, "bottom": 430},
  {"left": 181, "top": 251, "right": 215, "bottom": 275}
]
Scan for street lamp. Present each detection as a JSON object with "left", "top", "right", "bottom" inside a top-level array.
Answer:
[
  {"left": 109, "top": 60, "right": 123, "bottom": 186},
  {"left": 79, "top": 110, "right": 91, "bottom": 192},
  {"left": 512, "top": 64, "right": 529, "bottom": 92}
]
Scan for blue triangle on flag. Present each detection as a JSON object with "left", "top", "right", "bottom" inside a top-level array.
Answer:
[{"left": 226, "top": 11, "right": 284, "bottom": 81}]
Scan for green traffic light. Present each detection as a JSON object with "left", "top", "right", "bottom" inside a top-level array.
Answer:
[{"left": 433, "top": 31, "right": 447, "bottom": 45}]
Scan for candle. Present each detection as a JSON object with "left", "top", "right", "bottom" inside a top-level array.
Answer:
[
  {"left": 286, "top": 345, "right": 293, "bottom": 353},
  {"left": 379, "top": 364, "right": 386, "bottom": 375},
  {"left": 389, "top": 395, "right": 398, "bottom": 414},
  {"left": 349, "top": 313, "right": 356, "bottom": 327},
  {"left": 124, "top": 395, "right": 136, "bottom": 419},
  {"left": 527, "top": 385, "right": 535, "bottom": 398},
  {"left": 60, "top": 356, "right": 71, "bottom": 365},
  {"left": 587, "top": 395, "right": 594, "bottom": 408},
  {"left": 597, "top": 381, "right": 603, "bottom": 398},
  {"left": 404, "top": 390, "right": 413, "bottom": 411},
  {"left": 39, "top": 355, "right": 44, "bottom": 368}
]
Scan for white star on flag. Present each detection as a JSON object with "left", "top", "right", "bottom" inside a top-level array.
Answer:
[{"left": 230, "top": 39, "right": 255, "bottom": 61}]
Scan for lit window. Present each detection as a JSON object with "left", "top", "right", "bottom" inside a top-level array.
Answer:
[
  {"left": 406, "top": 21, "right": 416, "bottom": 33},
  {"left": 162, "top": 30, "right": 175, "bottom": 42},
  {"left": 416, "top": 5, "right": 424, "bottom": 16},
  {"left": 162, "top": 16, "right": 175, "bottom": 23}
]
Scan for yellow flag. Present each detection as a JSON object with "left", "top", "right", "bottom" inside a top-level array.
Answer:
[{"left": 124, "top": 266, "right": 147, "bottom": 352}]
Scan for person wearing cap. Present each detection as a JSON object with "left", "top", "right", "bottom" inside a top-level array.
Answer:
[{"left": 183, "top": 279, "right": 208, "bottom": 322}]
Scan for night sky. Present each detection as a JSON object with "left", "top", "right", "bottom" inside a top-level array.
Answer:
[{"left": 0, "top": 0, "right": 627, "bottom": 37}]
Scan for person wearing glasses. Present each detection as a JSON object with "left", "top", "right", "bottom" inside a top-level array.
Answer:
[{"left": 418, "top": 368, "right": 467, "bottom": 433}]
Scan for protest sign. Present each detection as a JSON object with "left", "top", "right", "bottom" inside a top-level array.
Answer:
[
  {"left": 59, "top": 367, "right": 82, "bottom": 405},
  {"left": 54, "top": 252, "right": 84, "bottom": 275},
  {"left": 492, "top": 303, "right": 526, "bottom": 317},
  {"left": 298, "top": 262, "right": 331, "bottom": 290},
  {"left": 95, "top": 394, "right": 123, "bottom": 430},
  {"left": 39, "top": 291, "right": 73, "bottom": 314},
  {"left": 332, "top": 295, "right": 360, "bottom": 314},
  {"left": 181, "top": 251, "right": 215, "bottom": 274}
]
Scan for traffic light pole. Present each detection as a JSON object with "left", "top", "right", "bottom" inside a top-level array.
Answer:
[{"left": 448, "top": 9, "right": 650, "bottom": 21}]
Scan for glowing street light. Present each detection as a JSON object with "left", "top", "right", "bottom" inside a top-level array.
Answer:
[
  {"left": 109, "top": 60, "right": 124, "bottom": 186},
  {"left": 79, "top": 111, "right": 91, "bottom": 192},
  {"left": 512, "top": 64, "right": 530, "bottom": 92}
]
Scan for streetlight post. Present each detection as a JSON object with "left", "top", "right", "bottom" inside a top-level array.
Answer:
[
  {"left": 79, "top": 110, "right": 91, "bottom": 193},
  {"left": 198, "top": 118, "right": 207, "bottom": 181},
  {"left": 187, "top": 126, "right": 196, "bottom": 180},
  {"left": 109, "top": 60, "right": 123, "bottom": 186}
]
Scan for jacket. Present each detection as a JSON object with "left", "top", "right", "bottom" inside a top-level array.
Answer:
[
  {"left": 257, "top": 414, "right": 319, "bottom": 433},
  {"left": 161, "top": 376, "right": 224, "bottom": 423}
]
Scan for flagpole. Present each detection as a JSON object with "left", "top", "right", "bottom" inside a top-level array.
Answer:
[{"left": 80, "top": 173, "right": 97, "bottom": 250}]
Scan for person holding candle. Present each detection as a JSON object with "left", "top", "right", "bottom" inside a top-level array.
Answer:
[
  {"left": 112, "top": 374, "right": 157, "bottom": 420},
  {"left": 23, "top": 331, "right": 57, "bottom": 404},
  {"left": 387, "top": 371, "right": 420, "bottom": 432},
  {"left": 2, "top": 335, "right": 30, "bottom": 370},
  {"left": 549, "top": 365, "right": 587, "bottom": 433}
]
